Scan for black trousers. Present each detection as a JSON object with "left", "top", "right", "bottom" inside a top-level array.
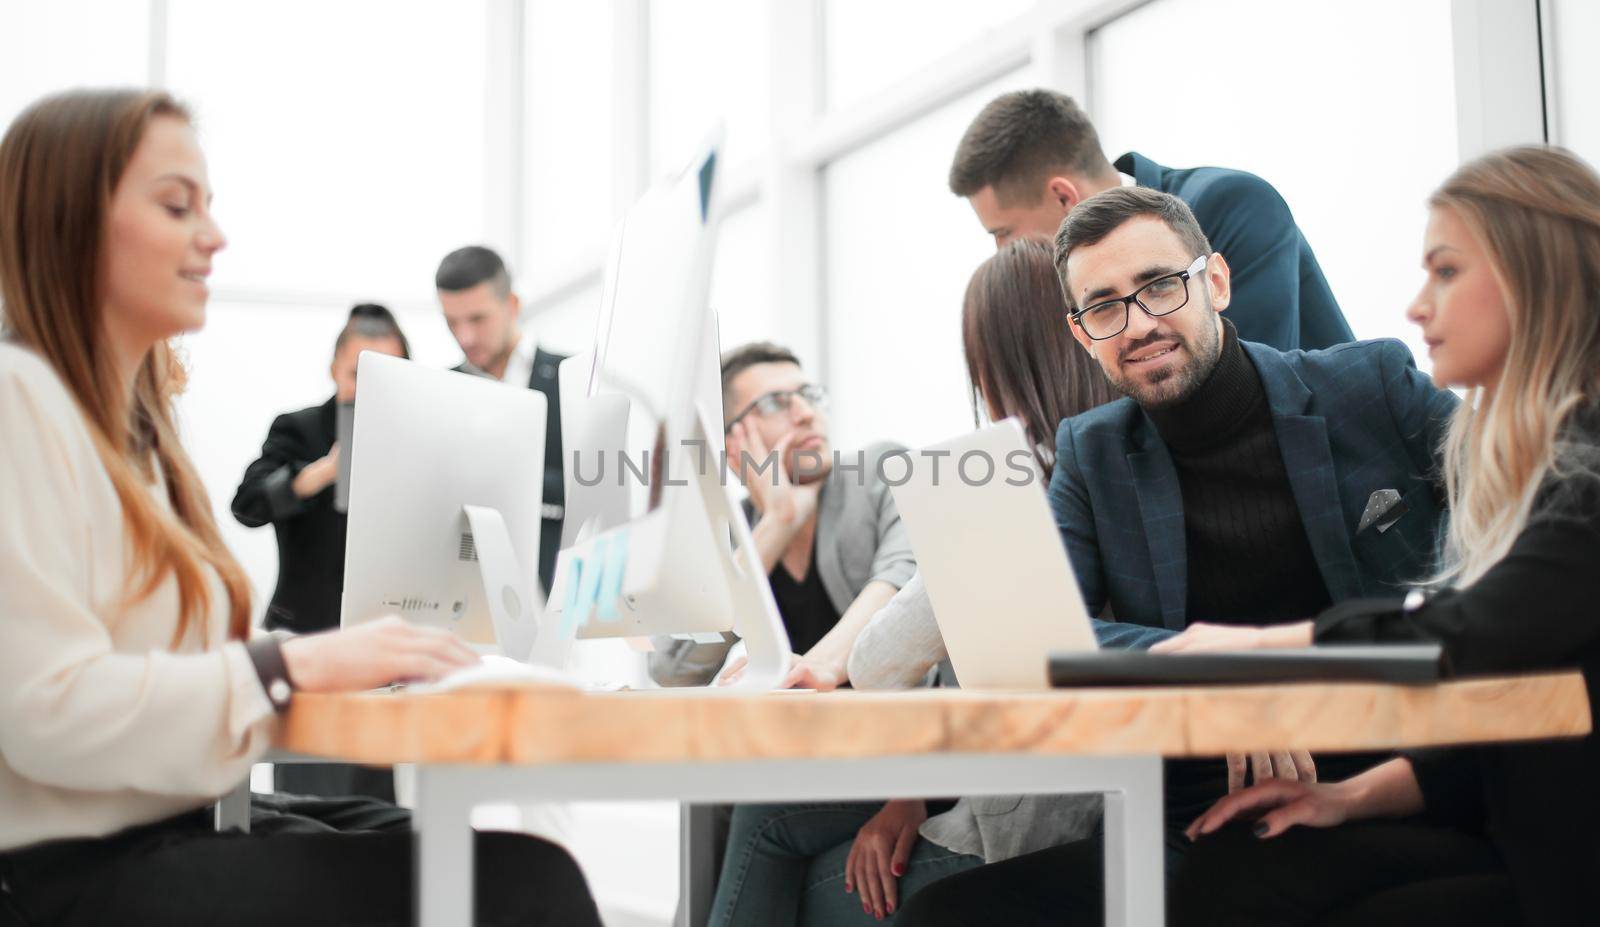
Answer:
[
  {"left": 0, "top": 797, "right": 601, "bottom": 927},
  {"left": 896, "top": 826, "right": 1190, "bottom": 927},
  {"left": 1173, "top": 819, "right": 1517, "bottom": 927},
  {"left": 272, "top": 762, "right": 397, "bottom": 804}
]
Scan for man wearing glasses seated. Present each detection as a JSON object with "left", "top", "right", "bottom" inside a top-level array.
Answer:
[
  {"left": 647, "top": 341, "right": 916, "bottom": 690},
  {"left": 896, "top": 187, "right": 1459, "bottom": 926},
  {"left": 649, "top": 343, "right": 927, "bottom": 927}
]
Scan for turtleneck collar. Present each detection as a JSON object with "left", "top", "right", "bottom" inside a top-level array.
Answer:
[{"left": 1144, "top": 318, "right": 1265, "bottom": 452}]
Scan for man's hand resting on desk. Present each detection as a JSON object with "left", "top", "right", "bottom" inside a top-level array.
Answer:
[
  {"left": 845, "top": 799, "right": 927, "bottom": 919},
  {"left": 281, "top": 616, "right": 478, "bottom": 691},
  {"left": 1151, "top": 621, "right": 1319, "bottom": 792},
  {"left": 716, "top": 652, "right": 845, "bottom": 690},
  {"left": 1149, "top": 620, "right": 1314, "bottom": 654}
]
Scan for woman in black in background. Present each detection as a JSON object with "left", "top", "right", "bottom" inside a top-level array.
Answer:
[{"left": 232, "top": 303, "right": 409, "bottom": 801}]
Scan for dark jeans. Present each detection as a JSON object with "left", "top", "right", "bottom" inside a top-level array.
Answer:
[
  {"left": 895, "top": 825, "right": 1191, "bottom": 927},
  {"left": 1173, "top": 819, "right": 1517, "bottom": 927},
  {"left": 0, "top": 796, "right": 600, "bottom": 927}
]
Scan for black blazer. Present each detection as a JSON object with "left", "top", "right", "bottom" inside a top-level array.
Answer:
[
  {"left": 1315, "top": 426, "right": 1600, "bottom": 923},
  {"left": 452, "top": 346, "right": 567, "bottom": 594},
  {"left": 231, "top": 398, "right": 346, "bottom": 633}
]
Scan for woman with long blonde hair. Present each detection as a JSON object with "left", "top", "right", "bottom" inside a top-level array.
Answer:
[
  {"left": 0, "top": 89, "right": 600, "bottom": 925},
  {"left": 1165, "top": 145, "right": 1600, "bottom": 924}
]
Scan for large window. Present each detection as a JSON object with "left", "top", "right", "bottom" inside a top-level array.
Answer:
[
  {"left": 710, "top": 202, "right": 777, "bottom": 355},
  {"left": 523, "top": 0, "right": 615, "bottom": 284},
  {"left": 1090, "top": 0, "right": 1458, "bottom": 368},
  {"left": 165, "top": 0, "right": 491, "bottom": 301},
  {"left": 648, "top": 0, "right": 770, "bottom": 175},
  {"left": 1545, "top": 0, "right": 1600, "bottom": 167},
  {"left": 0, "top": 0, "right": 149, "bottom": 128},
  {"left": 823, "top": 72, "right": 1036, "bottom": 453},
  {"left": 823, "top": 0, "right": 1033, "bottom": 111}
]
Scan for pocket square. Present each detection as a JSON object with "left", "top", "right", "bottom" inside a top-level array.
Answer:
[{"left": 1358, "top": 488, "right": 1408, "bottom": 534}]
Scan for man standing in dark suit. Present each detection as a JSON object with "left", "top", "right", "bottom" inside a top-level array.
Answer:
[
  {"left": 896, "top": 187, "right": 1458, "bottom": 927},
  {"left": 949, "top": 89, "right": 1354, "bottom": 352},
  {"left": 435, "top": 245, "right": 566, "bottom": 595}
]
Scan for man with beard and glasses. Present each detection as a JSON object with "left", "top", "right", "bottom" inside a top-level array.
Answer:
[{"left": 895, "top": 187, "right": 1459, "bottom": 926}]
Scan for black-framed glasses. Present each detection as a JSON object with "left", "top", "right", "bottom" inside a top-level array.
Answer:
[
  {"left": 725, "top": 384, "right": 830, "bottom": 432},
  {"left": 1070, "top": 254, "right": 1208, "bottom": 341}
]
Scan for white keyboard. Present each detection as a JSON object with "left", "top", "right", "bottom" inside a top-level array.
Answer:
[{"left": 409, "top": 655, "right": 585, "bottom": 694}]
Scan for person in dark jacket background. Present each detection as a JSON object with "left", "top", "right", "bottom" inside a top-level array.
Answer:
[
  {"left": 948, "top": 88, "right": 1355, "bottom": 352},
  {"left": 232, "top": 303, "right": 409, "bottom": 800}
]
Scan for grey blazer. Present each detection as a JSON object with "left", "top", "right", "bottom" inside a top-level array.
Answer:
[
  {"left": 648, "top": 442, "right": 917, "bottom": 686},
  {"left": 850, "top": 573, "right": 1101, "bottom": 862}
]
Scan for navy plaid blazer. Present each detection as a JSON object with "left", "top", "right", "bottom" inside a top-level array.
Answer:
[{"left": 1048, "top": 338, "right": 1459, "bottom": 650}]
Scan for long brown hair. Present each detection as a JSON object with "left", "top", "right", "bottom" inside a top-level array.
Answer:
[
  {"left": 962, "top": 236, "right": 1119, "bottom": 476},
  {"left": 1431, "top": 146, "right": 1600, "bottom": 586},
  {"left": 0, "top": 89, "right": 250, "bottom": 644}
]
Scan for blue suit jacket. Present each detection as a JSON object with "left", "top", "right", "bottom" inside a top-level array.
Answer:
[
  {"left": 1049, "top": 339, "right": 1459, "bottom": 650},
  {"left": 1119, "top": 152, "right": 1354, "bottom": 352}
]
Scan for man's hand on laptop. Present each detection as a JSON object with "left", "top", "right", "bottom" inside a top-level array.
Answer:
[{"left": 1149, "top": 620, "right": 1314, "bottom": 654}]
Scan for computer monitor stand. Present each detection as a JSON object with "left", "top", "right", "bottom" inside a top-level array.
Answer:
[
  {"left": 681, "top": 404, "right": 790, "bottom": 691},
  {"left": 544, "top": 404, "right": 791, "bottom": 690},
  {"left": 460, "top": 504, "right": 541, "bottom": 663}
]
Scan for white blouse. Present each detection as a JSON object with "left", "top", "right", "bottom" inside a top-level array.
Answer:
[{"left": 0, "top": 342, "right": 274, "bottom": 852}]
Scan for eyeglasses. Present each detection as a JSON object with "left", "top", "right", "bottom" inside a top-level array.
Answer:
[
  {"left": 725, "top": 384, "right": 830, "bottom": 432},
  {"left": 1070, "top": 254, "right": 1209, "bottom": 341}
]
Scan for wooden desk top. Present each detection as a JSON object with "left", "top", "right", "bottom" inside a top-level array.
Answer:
[{"left": 279, "top": 672, "right": 1591, "bottom": 766}]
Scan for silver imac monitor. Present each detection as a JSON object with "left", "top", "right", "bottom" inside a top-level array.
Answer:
[
  {"left": 339, "top": 353, "right": 546, "bottom": 660},
  {"left": 546, "top": 134, "right": 791, "bottom": 689}
]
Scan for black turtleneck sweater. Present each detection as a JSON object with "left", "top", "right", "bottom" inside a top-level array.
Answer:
[
  {"left": 1147, "top": 321, "right": 1368, "bottom": 820},
  {"left": 1145, "top": 320, "right": 1331, "bottom": 624}
]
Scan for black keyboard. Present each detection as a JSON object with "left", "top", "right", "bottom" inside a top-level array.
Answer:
[{"left": 1048, "top": 644, "right": 1445, "bottom": 688}]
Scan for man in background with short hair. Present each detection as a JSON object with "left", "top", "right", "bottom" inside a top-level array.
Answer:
[
  {"left": 949, "top": 88, "right": 1354, "bottom": 352},
  {"left": 436, "top": 245, "right": 566, "bottom": 594}
]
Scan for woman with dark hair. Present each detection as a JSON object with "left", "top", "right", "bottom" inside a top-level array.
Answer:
[
  {"left": 233, "top": 302, "right": 409, "bottom": 635},
  {"left": 230, "top": 303, "right": 410, "bottom": 801},
  {"left": 0, "top": 88, "right": 599, "bottom": 926},
  {"left": 960, "top": 236, "right": 1120, "bottom": 470},
  {"left": 706, "top": 237, "right": 1118, "bottom": 927}
]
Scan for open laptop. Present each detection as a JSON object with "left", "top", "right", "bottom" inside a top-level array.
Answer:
[
  {"left": 888, "top": 419, "right": 1097, "bottom": 689},
  {"left": 891, "top": 419, "right": 1443, "bottom": 690}
]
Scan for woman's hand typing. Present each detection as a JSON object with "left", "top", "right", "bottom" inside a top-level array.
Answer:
[{"left": 280, "top": 615, "right": 478, "bottom": 691}]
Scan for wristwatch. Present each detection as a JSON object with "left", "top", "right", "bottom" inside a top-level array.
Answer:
[{"left": 245, "top": 634, "right": 296, "bottom": 712}]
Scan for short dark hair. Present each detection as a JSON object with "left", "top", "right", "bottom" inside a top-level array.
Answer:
[
  {"left": 1052, "top": 187, "right": 1212, "bottom": 308},
  {"left": 335, "top": 302, "right": 411, "bottom": 359},
  {"left": 720, "top": 341, "right": 801, "bottom": 414},
  {"left": 435, "top": 245, "right": 511, "bottom": 297},
  {"left": 948, "top": 89, "right": 1115, "bottom": 205}
]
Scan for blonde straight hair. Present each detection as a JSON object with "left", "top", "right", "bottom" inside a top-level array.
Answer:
[
  {"left": 0, "top": 89, "right": 251, "bottom": 644},
  {"left": 1432, "top": 146, "right": 1600, "bottom": 587}
]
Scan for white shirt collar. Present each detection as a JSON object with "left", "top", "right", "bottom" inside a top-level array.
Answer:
[
  {"left": 1119, "top": 171, "right": 1137, "bottom": 188},
  {"left": 498, "top": 328, "right": 538, "bottom": 387},
  {"left": 464, "top": 326, "right": 538, "bottom": 385}
]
